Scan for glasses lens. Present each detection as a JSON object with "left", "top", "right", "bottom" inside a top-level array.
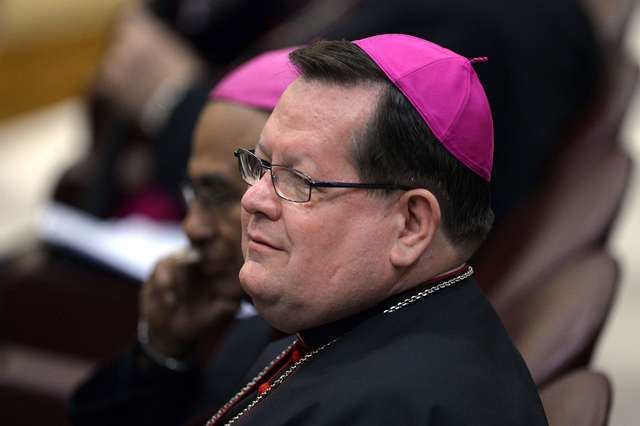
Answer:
[
  {"left": 181, "top": 183, "right": 195, "bottom": 205},
  {"left": 238, "top": 150, "right": 263, "bottom": 184},
  {"left": 272, "top": 167, "right": 310, "bottom": 202},
  {"left": 182, "top": 177, "right": 237, "bottom": 209}
]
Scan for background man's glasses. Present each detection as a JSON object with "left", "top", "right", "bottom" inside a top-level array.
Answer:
[
  {"left": 181, "top": 176, "right": 238, "bottom": 209},
  {"left": 234, "top": 148, "right": 414, "bottom": 203}
]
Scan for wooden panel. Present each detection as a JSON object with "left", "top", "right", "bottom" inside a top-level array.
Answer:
[{"left": 0, "top": 36, "right": 105, "bottom": 120}]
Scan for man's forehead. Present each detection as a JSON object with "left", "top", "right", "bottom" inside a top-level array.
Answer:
[
  {"left": 258, "top": 79, "right": 381, "bottom": 159},
  {"left": 282, "top": 78, "right": 382, "bottom": 117},
  {"left": 194, "top": 102, "right": 267, "bottom": 156},
  {"left": 190, "top": 102, "right": 267, "bottom": 178}
]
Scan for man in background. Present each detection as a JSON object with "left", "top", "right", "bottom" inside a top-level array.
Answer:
[{"left": 71, "top": 48, "right": 298, "bottom": 426}]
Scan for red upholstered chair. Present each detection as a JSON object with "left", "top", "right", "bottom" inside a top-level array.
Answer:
[
  {"left": 0, "top": 343, "right": 94, "bottom": 426},
  {"left": 0, "top": 251, "right": 136, "bottom": 425},
  {"left": 500, "top": 250, "right": 618, "bottom": 386},
  {"left": 478, "top": 148, "right": 631, "bottom": 313},
  {"left": 540, "top": 370, "right": 612, "bottom": 426},
  {"left": 476, "top": 51, "right": 638, "bottom": 300},
  {"left": 554, "top": 54, "right": 639, "bottom": 188},
  {"left": 0, "top": 249, "right": 140, "bottom": 361}
]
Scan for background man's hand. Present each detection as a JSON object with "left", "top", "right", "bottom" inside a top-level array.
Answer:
[
  {"left": 97, "top": 6, "right": 205, "bottom": 124},
  {"left": 140, "top": 250, "right": 244, "bottom": 359}
]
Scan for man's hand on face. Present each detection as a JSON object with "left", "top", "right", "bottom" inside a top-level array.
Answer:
[{"left": 140, "top": 250, "right": 244, "bottom": 360}]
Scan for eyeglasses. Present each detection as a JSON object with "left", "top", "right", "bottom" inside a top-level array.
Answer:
[
  {"left": 234, "top": 148, "right": 414, "bottom": 203},
  {"left": 181, "top": 175, "right": 239, "bottom": 209}
]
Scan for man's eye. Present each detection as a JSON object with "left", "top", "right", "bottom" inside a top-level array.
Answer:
[
  {"left": 198, "top": 175, "right": 233, "bottom": 191},
  {"left": 203, "top": 182, "right": 231, "bottom": 193}
]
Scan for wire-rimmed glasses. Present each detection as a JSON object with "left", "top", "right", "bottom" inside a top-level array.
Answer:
[{"left": 234, "top": 148, "right": 414, "bottom": 203}]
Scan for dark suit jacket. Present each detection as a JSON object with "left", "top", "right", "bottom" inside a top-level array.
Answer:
[{"left": 70, "top": 277, "right": 548, "bottom": 425}]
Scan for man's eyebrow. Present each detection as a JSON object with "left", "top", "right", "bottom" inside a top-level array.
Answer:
[
  {"left": 191, "top": 173, "right": 233, "bottom": 187},
  {"left": 255, "top": 139, "right": 310, "bottom": 172},
  {"left": 255, "top": 140, "right": 271, "bottom": 158}
]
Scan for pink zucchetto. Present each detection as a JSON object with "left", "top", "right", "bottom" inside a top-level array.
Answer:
[
  {"left": 354, "top": 34, "right": 494, "bottom": 181},
  {"left": 210, "top": 47, "right": 300, "bottom": 111}
]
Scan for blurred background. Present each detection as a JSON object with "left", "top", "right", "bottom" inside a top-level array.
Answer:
[{"left": 0, "top": 0, "right": 638, "bottom": 424}]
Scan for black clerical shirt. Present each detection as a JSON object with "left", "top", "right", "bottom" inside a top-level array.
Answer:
[{"left": 206, "top": 269, "right": 548, "bottom": 425}]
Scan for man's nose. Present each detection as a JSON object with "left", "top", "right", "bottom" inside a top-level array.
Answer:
[
  {"left": 241, "top": 172, "right": 281, "bottom": 220},
  {"left": 182, "top": 206, "right": 216, "bottom": 245}
]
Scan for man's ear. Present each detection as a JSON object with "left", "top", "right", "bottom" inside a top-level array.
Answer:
[{"left": 389, "top": 189, "right": 441, "bottom": 268}]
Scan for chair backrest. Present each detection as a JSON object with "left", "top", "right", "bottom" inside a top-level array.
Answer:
[
  {"left": 540, "top": 370, "right": 612, "bottom": 426},
  {"left": 500, "top": 250, "right": 618, "bottom": 386},
  {"left": 555, "top": 53, "right": 639, "bottom": 185},
  {"left": 0, "top": 343, "right": 94, "bottom": 426},
  {"left": 1, "top": 251, "right": 139, "bottom": 360},
  {"left": 476, "top": 53, "right": 637, "bottom": 298},
  {"left": 480, "top": 148, "right": 631, "bottom": 311}
]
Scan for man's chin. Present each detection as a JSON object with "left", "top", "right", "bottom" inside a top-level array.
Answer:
[
  {"left": 239, "top": 263, "right": 289, "bottom": 317},
  {"left": 239, "top": 261, "right": 273, "bottom": 302}
]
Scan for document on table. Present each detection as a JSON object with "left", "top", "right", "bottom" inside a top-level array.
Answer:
[
  {"left": 38, "top": 202, "right": 187, "bottom": 282},
  {"left": 38, "top": 202, "right": 257, "bottom": 318}
]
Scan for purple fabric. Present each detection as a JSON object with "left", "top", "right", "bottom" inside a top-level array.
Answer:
[
  {"left": 210, "top": 47, "right": 299, "bottom": 111},
  {"left": 354, "top": 34, "right": 494, "bottom": 181}
]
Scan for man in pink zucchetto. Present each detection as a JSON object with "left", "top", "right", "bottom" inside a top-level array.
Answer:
[
  {"left": 72, "top": 36, "right": 547, "bottom": 426},
  {"left": 207, "top": 34, "right": 546, "bottom": 425},
  {"left": 71, "top": 48, "right": 301, "bottom": 426}
]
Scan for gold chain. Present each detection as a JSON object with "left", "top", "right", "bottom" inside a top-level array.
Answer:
[
  {"left": 383, "top": 266, "right": 473, "bottom": 314},
  {"left": 206, "top": 338, "right": 338, "bottom": 426},
  {"left": 205, "top": 342, "right": 295, "bottom": 426}
]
